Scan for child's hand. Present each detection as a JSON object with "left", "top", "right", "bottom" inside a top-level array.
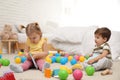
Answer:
[
  {"left": 87, "top": 59, "right": 95, "bottom": 64},
  {"left": 24, "top": 52, "right": 31, "bottom": 60}
]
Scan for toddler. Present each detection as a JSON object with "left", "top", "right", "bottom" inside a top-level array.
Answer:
[
  {"left": 84, "top": 27, "right": 113, "bottom": 73},
  {"left": 10, "top": 22, "right": 50, "bottom": 73}
]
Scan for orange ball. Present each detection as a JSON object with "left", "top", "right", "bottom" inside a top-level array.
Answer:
[{"left": 79, "top": 56, "right": 85, "bottom": 62}]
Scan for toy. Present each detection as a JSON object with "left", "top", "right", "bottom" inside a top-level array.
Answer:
[
  {"left": 84, "top": 55, "right": 89, "bottom": 60},
  {"left": 52, "top": 69, "right": 60, "bottom": 77},
  {"left": 60, "top": 57, "right": 67, "bottom": 65},
  {"left": 51, "top": 56, "right": 56, "bottom": 63},
  {"left": 0, "top": 24, "right": 18, "bottom": 40},
  {"left": 68, "top": 56, "right": 73, "bottom": 61},
  {"left": 72, "top": 63, "right": 83, "bottom": 71},
  {"left": 74, "top": 55, "right": 80, "bottom": 61},
  {"left": 58, "top": 70, "right": 68, "bottom": 80},
  {"left": 2, "top": 59, "right": 10, "bottom": 66},
  {"left": 73, "top": 69, "right": 83, "bottom": 80},
  {"left": 14, "top": 56, "right": 21, "bottom": 64},
  {"left": 44, "top": 68, "right": 52, "bottom": 78},
  {"left": 79, "top": 56, "right": 85, "bottom": 62},
  {"left": 21, "top": 56, "right": 27, "bottom": 63},
  {"left": 56, "top": 56, "right": 61, "bottom": 63},
  {"left": 1, "top": 71, "right": 16, "bottom": 80},
  {"left": 0, "top": 59, "right": 4, "bottom": 65},
  {"left": 70, "top": 59, "right": 77, "bottom": 65},
  {"left": 85, "top": 66, "right": 95, "bottom": 76},
  {"left": 0, "top": 54, "right": 2, "bottom": 59},
  {"left": 45, "top": 57, "right": 52, "bottom": 63}
]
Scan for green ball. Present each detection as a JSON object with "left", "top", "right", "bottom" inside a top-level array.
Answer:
[
  {"left": 2, "top": 59, "right": 10, "bottom": 66},
  {"left": 56, "top": 57, "right": 61, "bottom": 63},
  {"left": 85, "top": 66, "right": 95, "bottom": 76},
  {"left": 58, "top": 70, "right": 68, "bottom": 80},
  {"left": 0, "top": 59, "right": 4, "bottom": 65},
  {"left": 85, "top": 55, "right": 89, "bottom": 60}
]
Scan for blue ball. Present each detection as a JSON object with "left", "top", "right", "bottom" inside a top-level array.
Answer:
[
  {"left": 64, "top": 57, "right": 68, "bottom": 63},
  {"left": 51, "top": 56, "right": 56, "bottom": 63},
  {"left": 60, "top": 57, "right": 67, "bottom": 65},
  {"left": 0, "top": 54, "right": 2, "bottom": 59},
  {"left": 21, "top": 56, "right": 27, "bottom": 63},
  {"left": 70, "top": 59, "right": 77, "bottom": 65},
  {"left": 55, "top": 53, "right": 61, "bottom": 57}
]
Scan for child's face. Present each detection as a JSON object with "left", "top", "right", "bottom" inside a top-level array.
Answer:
[
  {"left": 94, "top": 34, "right": 107, "bottom": 47},
  {"left": 28, "top": 32, "right": 41, "bottom": 44}
]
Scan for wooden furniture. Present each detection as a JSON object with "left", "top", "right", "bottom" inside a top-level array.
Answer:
[{"left": 1, "top": 39, "right": 18, "bottom": 54}]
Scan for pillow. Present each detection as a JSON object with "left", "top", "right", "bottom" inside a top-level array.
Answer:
[
  {"left": 108, "top": 31, "right": 120, "bottom": 60},
  {"left": 51, "top": 26, "right": 89, "bottom": 44}
]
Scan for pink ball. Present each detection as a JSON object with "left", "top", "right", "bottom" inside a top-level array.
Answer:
[
  {"left": 73, "top": 69, "right": 83, "bottom": 80},
  {"left": 64, "top": 53, "right": 69, "bottom": 57},
  {"left": 74, "top": 55, "right": 79, "bottom": 61}
]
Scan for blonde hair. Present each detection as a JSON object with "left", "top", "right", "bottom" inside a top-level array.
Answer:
[{"left": 26, "top": 22, "right": 42, "bottom": 37}]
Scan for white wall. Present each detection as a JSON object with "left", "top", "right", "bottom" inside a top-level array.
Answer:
[
  {"left": 0, "top": 0, "right": 62, "bottom": 32},
  {"left": 60, "top": 0, "right": 120, "bottom": 31},
  {"left": 0, "top": 0, "right": 120, "bottom": 31}
]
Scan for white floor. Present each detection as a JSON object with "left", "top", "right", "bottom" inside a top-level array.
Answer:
[{"left": 0, "top": 53, "right": 120, "bottom": 80}]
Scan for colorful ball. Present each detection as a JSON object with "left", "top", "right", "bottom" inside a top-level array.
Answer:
[
  {"left": 70, "top": 59, "right": 77, "bottom": 65},
  {"left": 0, "top": 54, "right": 2, "bottom": 59},
  {"left": 85, "top": 66, "right": 95, "bottom": 76},
  {"left": 51, "top": 56, "right": 56, "bottom": 63},
  {"left": 14, "top": 57, "right": 21, "bottom": 64},
  {"left": 58, "top": 70, "right": 68, "bottom": 80},
  {"left": 74, "top": 55, "right": 80, "bottom": 61},
  {"left": 55, "top": 53, "right": 61, "bottom": 57},
  {"left": 73, "top": 69, "right": 83, "bottom": 80},
  {"left": 45, "top": 57, "right": 52, "bottom": 63},
  {"left": 56, "top": 56, "right": 61, "bottom": 63},
  {"left": 79, "top": 56, "right": 85, "bottom": 62},
  {"left": 60, "top": 57, "right": 67, "bottom": 65},
  {"left": 84, "top": 55, "right": 89, "bottom": 60},
  {"left": 68, "top": 56, "right": 73, "bottom": 61},
  {"left": 2, "top": 59, "right": 10, "bottom": 66},
  {"left": 21, "top": 56, "right": 27, "bottom": 63},
  {"left": 0, "top": 59, "right": 4, "bottom": 65}
]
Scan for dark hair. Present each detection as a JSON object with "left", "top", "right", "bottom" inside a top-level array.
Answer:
[
  {"left": 94, "top": 27, "right": 111, "bottom": 42},
  {"left": 26, "top": 22, "right": 42, "bottom": 37}
]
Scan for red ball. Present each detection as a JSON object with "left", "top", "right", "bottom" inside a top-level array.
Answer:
[{"left": 73, "top": 69, "right": 83, "bottom": 80}]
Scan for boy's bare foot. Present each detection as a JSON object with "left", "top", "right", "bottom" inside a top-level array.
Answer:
[{"left": 101, "top": 69, "right": 112, "bottom": 75}]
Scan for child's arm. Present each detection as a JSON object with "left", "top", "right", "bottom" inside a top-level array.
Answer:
[
  {"left": 33, "top": 40, "right": 48, "bottom": 60},
  {"left": 88, "top": 49, "right": 109, "bottom": 64},
  {"left": 24, "top": 44, "right": 31, "bottom": 60}
]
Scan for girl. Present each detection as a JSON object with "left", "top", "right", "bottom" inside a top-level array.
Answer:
[{"left": 10, "top": 22, "right": 50, "bottom": 73}]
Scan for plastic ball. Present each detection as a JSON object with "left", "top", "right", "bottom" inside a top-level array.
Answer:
[
  {"left": 0, "top": 59, "right": 4, "bottom": 65},
  {"left": 0, "top": 54, "right": 2, "bottom": 59},
  {"left": 60, "top": 57, "right": 67, "bottom": 65},
  {"left": 14, "top": 57, "right": 21, "bottom": 64},
  {"left": 58, "top": 70, "right": 68, "bottom": 80},
  {"left": 2, "top": 59, "right": 10, "bottom": 66},
  {"left": 74, "top": 55, "right": 80, "bottom": 61},
  {"left": 55, "top": 53, "right": 61, "bottom": 57},
  {"left": 68, "top": 56, "right": 73, "bottom": 61},
  {"left": 45, "top": 57, "right": 52, "bottom": 63},
  {"left": 64, "top": 53, "right": 69, "bottom": 57},
  {"left": 70, "top": 59, "right": 77, "bottom": 65},
  {"left": 84, "top": 55, "right": 89, "bottom": 60},
  {"left": 79, "top": 56, "right": 85, "bottom": 62},
  {"left": 60, "top": 65, "right": 67, "bottom": 70},
  {"left": 21, "top": 56, "right": 27, "bottom": 63},
  {"left": 85, "top": 66, "right": 95, "bottom": 76},
  {"left": 18, "top": 51, "right": 23, "bottom": 56},
  {"left": 51, "top": 56, "right": 56, "bottom": 63},
  {"left": 73, "top": 69, "right": 83, "bottom": 80},
  {"left": 56, "top": 56, "right": 61, "bottom": 63}
]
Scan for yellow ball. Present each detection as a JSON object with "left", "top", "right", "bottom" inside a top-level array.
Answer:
[
  {"left": 60, "top": 65, "right": 67, "bottom": 70},
  {"left": 79, "top": 56, "right": 85, "bottom": 62},
  {"left": 15, "top": 57, "right": 21, "bottom": 64},
  {"left": 18, "top": 52, "right": 23, "bottom": 56},
  {"left": 68, "top": 56, "right": 73, "bottom": 61},
  {"left": 45, "top": 57, "right": 52, "bottom": 63},
  {"left": 0, "top": 49, "right": 2, "bottom": 54},
  {"left": 67, "top": 68, "right": 72, "bottom": 74}
]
